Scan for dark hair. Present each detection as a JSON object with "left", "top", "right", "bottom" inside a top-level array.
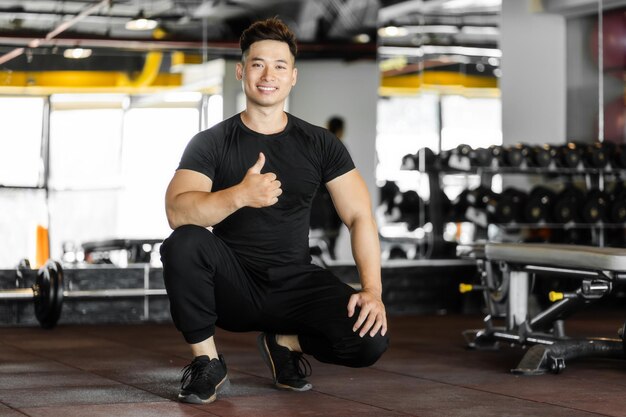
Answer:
[
  {"left": 327, "top": 116, "right": 344, "bottom": 135},
  {"left": 240, "top": 17, "right": 297, "bottom": 60}
]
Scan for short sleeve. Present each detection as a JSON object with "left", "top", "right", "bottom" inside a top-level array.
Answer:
[
  {"left": 177, "top": 131, "right": 220, "bottom": 181},
  {"left": 321, "top": 131, "right": 355, "bottom": 183}
]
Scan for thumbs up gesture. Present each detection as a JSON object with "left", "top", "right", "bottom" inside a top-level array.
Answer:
[{"left": 239, "top": 153, "right": 282, "bottom": 208}]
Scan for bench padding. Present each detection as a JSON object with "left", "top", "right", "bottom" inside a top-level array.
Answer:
[{"left": 485, "top": 243, "right": 626, "bottom": 272}]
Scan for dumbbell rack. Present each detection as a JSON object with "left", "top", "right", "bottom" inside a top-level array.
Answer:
[
  {"left": 476, "top": 166, "right": 626, "bottom": 248},
  {"left": 405, "top": 145, "right": 626, "bottom": 253}
]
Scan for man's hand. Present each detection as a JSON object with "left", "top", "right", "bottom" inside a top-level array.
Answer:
[
  {"left": 239, "top": 152, "right": 282, "bottom": 208},
  {"left": 347, "top": 290, "right": 387, "bottom": 337}
]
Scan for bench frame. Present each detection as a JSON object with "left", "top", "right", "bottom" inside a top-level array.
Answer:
[{"left": 462, "top": 243, "right": 626, "bottom": 375}]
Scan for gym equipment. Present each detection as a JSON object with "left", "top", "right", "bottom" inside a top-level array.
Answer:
[
  {"left": 379, "top": 180, "right": 400, "bottom": 216},
  {"left": 523, "top": 186, "right": 556, "bottom": 223},
  {"left": 580, "top": 143, "right": 609, "bottom": 169},
  {"left": 396, "top": 190, "right": 425, "bottom": 231},
  {"left": 460, "top": 242, "right": 626, "bottom": 374},
  {"left": 580, "top": 188, "right": 609, "bottom": 223},
  {"left": 401, "top": 148, "right": 437, "bottom": 172},
  {"left": 471, "top": 147, "right": 493, "bottom": 168},
  {"left": 498, "top": 145, "right": 524, "bottom": 168},
  {"left": 553, "top": 143, "right": 581, "bottom": 169},
  {"left": 0, "top": 260, "right": 167, "bottom": 329},
  {"left": 609, "top": 183, "right": 626, "bottom": 223},
  {"left": 552, "top": 185, "right": 584, "bottom": 223},
  {"left": 523, "top": 145, "right": 552, "bottom": 168},
  {"left": 486, "top": 188, "right": 526, "bottom": 224}
]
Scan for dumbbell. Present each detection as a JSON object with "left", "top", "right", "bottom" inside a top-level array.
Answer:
[
  {"left": 553, "top": 143, "right": 581, "bottom": 169},
  {"left": 465, "top": 185, "right": 494, "bottom": 209},
  {"left": 379, "top": 180, "right": 400, "bottom": 216},
  {"left": 444, "top": 144, "right": 474, "bottom": 170},
  {"left": 580, "top": 189, "right": 609, "bottom": 223},
  {"left": 602, "top": 142, "right": 626, "bottom": 169},
  {"left": 523, "top": 186, "right": 556, "bottom": 223},
  {"left": 523, "top": 145, "right": 552, "bottom": 168},
  {"left": 608, "top": 182, "right": 626, "bottom": 223},
  {"left": 471, "top": 147, "right": 493, "bottom": 168},
  {"left": 450, "top": 189, "right": 470, "bottom": 222},
  {"left": 498, "top": 145, "right": 524, "bottom": 168},
  {"left": 552, "top": 185, "right": 585, "bottom": 223},
  {"left": 0, "top": 260, "right": 167, "bottom": 329},
  {"left": 486, "top": 188, "right": 527, "bottom": 224},
  {"left": 396, "top": 190, "right": 425, "bottom": 231},
  {"left": 580, "top": 142, "right": 608, "bottom": 169}
]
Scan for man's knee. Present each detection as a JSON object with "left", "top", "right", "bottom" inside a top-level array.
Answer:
[
  {"left": 334, "top": 332, "right": 389, "bottom": 368},
  {"left": 352, "top": 332, "right": 389, "bottom": 367}
]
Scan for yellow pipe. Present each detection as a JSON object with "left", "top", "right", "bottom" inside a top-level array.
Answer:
[{"left": 117, "top": 51, "right": 163, "bottom": 87}]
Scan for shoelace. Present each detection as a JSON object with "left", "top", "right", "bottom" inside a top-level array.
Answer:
[
  {"left": 278, "top": 351, "right": 312, "bottom": 380},
  {"left": 180, "top": 359, "right": 211, "bottom": 387},
  {"left": 294, "top": 353, "right": 312, "bottom": 379}
]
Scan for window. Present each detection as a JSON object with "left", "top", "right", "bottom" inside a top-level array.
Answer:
[{"left": 0, "top": 97, "right": 45, "bottom": 187}]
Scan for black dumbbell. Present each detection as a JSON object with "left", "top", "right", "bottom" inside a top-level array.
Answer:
[
  {"left": 580, "top": 188, "right": 609, "bottom": 223},
  {"left": 450, "top": 189, "right": 470, "bottom": 222},
  {"left": 552, "top": 185, "right": 585, "bottom": 223},
  {"left": 608, "top": 182, "right": 626, "bottom": 223},
  {"left": 471, "top": 147, "right": 493, "bottom": 168},
  {"left": 498, "top": 145, "right": 524, "bottom": 167},
  {"left": 379, "top": 181, "right": 400, "bottom": 216},
  {"left": 523, "top": 186, "right": 556, "bottom": 223},
  {"left": 553, "top": 143, "right": 581, "bottom": 168},
  {"left": 523, "top": 145, "right": 552, "bottom": 168},
  {"left": 465, "top": 185, "right": 495, "bottom": 209},
  {"left": 580, "top": 142, "right": 608, "bottom": 169},
  {"left": 605, "top": 142, "right": 626, "bottom": 169},
  {"left": 397, "top": 190, "right": 425, "bottom": 231},
  {"left": 445, "top": 144, "right": 474, "bottom": 170},
  {"left": 486, "top": 188, "right": 527, "bottom": 224}
]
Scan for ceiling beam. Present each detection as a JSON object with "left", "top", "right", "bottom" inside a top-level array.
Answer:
[{"left": 0, "top": 0, "right": 110, "bottom": 65}]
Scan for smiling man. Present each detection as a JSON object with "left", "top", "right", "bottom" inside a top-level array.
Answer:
[{"left": 160, "top": 17, "right": 389, "bottom": 404}]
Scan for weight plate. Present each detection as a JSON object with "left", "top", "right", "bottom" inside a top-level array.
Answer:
[{"left": 33, "top": 260, "right": 63, "bottom": 329}]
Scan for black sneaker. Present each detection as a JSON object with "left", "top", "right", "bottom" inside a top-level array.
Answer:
[
  {"left": 178, "top": 354, "right": 229, "bottom": 404},
  {"left": 257, "top": 333, "right": 312, "bottom": 391}
]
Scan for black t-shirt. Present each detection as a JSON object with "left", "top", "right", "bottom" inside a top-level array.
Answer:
[{"left": 177, "top": 112, "right": 355, "bottom": 272}]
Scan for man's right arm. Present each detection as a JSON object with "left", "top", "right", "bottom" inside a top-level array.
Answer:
[{"left": 165, "top": 152, "right": 281, "bottom": 230}]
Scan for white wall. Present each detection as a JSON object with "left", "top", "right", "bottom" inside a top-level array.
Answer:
[
  {"left": 222, "top": 59, "right": 379, "bottom": 260},
  {"left": 501, "top": 0, "right": 567, "bottom": 145}
]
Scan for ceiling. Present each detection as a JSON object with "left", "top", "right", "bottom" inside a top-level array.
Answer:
[
  {"left": 0, "top": 0, "right": 384, "bottom": 70},
  {"left": 0, "top": 0, "right": 502, "bottom": 92}
]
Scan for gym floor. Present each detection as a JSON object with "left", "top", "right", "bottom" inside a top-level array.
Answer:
[{"left": 1, "top": 313, "right": 625, "bottom": 417}]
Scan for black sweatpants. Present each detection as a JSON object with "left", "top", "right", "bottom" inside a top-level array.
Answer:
[{"left": 160, "top": 225, "right": 388, "bottom": 368}]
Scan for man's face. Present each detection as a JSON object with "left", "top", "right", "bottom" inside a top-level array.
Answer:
[{"left": 236, "top": 40, "right": 297, "bottom": 109}]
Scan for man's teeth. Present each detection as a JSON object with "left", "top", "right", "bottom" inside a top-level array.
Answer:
[{"left": 258, "top": 86, "right": 276, "bottom": 91}]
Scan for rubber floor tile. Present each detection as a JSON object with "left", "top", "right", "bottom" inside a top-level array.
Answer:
[
  {"left": 0, "top": 402, "right": 26, "bottom": 417},
  {"left": 21, "top": 401, "right": 219, "bottom": 417},
  {"left": 0, "top": 370, "right": 120, "bottom": 390},
  {"left": 0, "top": 385, "right": 164, "bottom": 408},
  {"left": 0, "top": 359, "right": 78, "bottom": 375},
  {"left": 190, "top": 391, "right": 410, "bottom": 417},
  {"left": 312, "top": 368, "right": 602, "bottom": 417}
]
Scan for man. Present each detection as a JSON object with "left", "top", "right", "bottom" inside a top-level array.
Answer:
[{"left": 161, "top": 17, "right": 388, "bottom": 405}]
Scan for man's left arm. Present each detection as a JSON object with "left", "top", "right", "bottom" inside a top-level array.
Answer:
[{"left": 326, "top": 169, "right": 387, "bottom": 338}]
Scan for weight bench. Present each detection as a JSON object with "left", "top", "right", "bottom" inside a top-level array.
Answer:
[{"left": 460, "top": 242, "right": 626, "bottom": 375}]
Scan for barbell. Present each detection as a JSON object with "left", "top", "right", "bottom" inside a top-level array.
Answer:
[{"left": 0, "top": 259, "right": 167, "bottom": 329}]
